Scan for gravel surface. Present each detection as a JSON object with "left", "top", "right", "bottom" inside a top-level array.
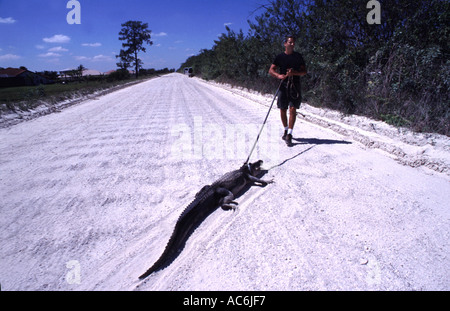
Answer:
[{"left": 1, "top": 73, "right": 448, "bottom": 290}]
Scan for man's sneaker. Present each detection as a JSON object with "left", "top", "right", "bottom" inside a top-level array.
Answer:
[
  {"left": 282, "top": 130, "right": 288, "bottom": 141},
  {"left": 286, "top": 134, "right": 293, "bottom": 147}
]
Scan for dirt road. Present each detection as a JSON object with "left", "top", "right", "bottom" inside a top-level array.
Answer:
[{"left": 0, "top": 73, "right": 448, "bottom": 290}]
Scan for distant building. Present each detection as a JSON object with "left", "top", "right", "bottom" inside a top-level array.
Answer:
[
  {"left": 59, "top": 68, "right": 103, "bottom": 81},
  {"left": 104, "top": 70, "right": 116, "bottom": 75},
  {"left": 0, "top": 67, "right": 54, "bottom": 87},
  {"left": 82, "top": 69, "right": 103, "bottom": 76}
]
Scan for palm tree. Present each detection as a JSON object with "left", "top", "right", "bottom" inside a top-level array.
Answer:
[{"left": 76, "top": 64, "right": 86, "bottom": 80}]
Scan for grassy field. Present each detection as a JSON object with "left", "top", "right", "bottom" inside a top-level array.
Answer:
[{"left": 0, "top": 76, "right": 155, "bottom": 114}]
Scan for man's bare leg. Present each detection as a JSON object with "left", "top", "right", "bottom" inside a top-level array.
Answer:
[
  {"left": 289, "top": 106, "right": 297, "bottom": 131},
  {"left": 280, "top": 109, "right": 288, "bottom": 128},
  {"left": 283, "top": 106, "right": 296, "bottom": 147},
  {"left": 280, "top": 109, "right": 289, "bottom": 141}
]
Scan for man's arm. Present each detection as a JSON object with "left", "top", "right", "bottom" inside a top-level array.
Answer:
[
  {"left": 269, "top": 64, "right": 286, "bottom": 80},
  {"left": 287, "top": 65, "right": 307, "bottom": 77}
]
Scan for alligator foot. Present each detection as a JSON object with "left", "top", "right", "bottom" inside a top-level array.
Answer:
[{"left": 221, "top": 201, "right": 238, "bottom": 211}]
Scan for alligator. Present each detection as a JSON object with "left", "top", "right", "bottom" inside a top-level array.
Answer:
[{"left": 139, "top": 160, "right": 273, "bottom": 280}]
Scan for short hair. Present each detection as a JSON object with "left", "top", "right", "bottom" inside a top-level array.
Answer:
[{"left": 284, "top": 35, "right": 296, "bottom": 43}]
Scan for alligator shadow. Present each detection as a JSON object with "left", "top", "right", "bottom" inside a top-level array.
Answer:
[{"left": 141, "top": 169, "right": 269, "bottom": 278}]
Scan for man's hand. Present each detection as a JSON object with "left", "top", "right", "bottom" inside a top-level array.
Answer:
[
  {"left": 269, "top": 64, "right": 287, "bottom": 80},
  {"left": 286, "top": 67, "right": 307, "bottom": 77},
  {"left": 278, "top": 69, "right": 294, "bottom": 80},
  {"left": 269, "top": 64, "right": 306, "bottom": 80}
]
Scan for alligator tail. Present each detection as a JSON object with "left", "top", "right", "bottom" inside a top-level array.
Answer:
[{"left": 139, "top": 187, "right": 218, "bottom": 280}]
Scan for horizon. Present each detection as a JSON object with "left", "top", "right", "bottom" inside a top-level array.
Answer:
[{"left": 0, "top": 0, "right": 260, "bottom": 73}]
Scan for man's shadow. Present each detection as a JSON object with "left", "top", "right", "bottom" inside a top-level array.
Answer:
[
  {"left": 270, "top": 137, "right": 352, "bottom": 170},
  {"left": 290, "top": 137, "right": 352, "bottom": 147}
]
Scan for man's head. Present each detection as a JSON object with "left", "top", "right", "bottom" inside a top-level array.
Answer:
[{"left": 284, "top": 35, "right": 296, "bottom": 53}]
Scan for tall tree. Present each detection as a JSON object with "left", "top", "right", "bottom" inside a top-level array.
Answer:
[
  {"left": 117, "top": 21, "right": 153, "bottom": 78},
  {"left": 116, "top": 49, "right": 133, "bottom": 71},
  {"left": 76, "top": 64, "right": 86, "bottom": 80}
]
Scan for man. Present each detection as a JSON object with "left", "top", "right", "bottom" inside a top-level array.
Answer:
[{"left": 269, "top": 35, "right": 307, "bottom": 147}]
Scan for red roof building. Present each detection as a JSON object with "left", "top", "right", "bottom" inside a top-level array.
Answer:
[{"left": 0, "top": 67, "right": 54, "bottom": 87}]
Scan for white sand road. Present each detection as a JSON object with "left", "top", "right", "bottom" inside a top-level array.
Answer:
[{"left": 0, "top": 73, "right": 449, "bottom": 291}]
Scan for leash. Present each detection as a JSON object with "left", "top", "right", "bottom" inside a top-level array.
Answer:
[
  {"left": 286, "top": 75, "right": 301, "bottom": 100},
  {"left": 244, "top": 79, "right": 284, "bottom": 165}
]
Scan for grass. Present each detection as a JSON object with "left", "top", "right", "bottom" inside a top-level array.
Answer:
[{"left": 0, "top": 75, "right": 156, "bottom": 114}]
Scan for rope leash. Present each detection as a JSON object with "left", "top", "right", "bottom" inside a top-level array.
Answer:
[
  {"left": 286, "top": 75, "right": 301, "bottom": 100},
  {"left": 244, "top": 79, "right": 284, "bottom": 165}
]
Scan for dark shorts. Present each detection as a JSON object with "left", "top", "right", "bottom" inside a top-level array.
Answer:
[{"left": 277, "top": 87, "right": 301, "bottom": 110}]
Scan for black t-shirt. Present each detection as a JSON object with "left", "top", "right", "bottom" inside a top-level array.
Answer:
[{"left": 273, "top": 52, "right": 306, "bottom": 88}]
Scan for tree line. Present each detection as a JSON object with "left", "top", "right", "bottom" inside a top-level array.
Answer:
[{"left": 179, "top": 0, "right": 449, "bottom": 135}]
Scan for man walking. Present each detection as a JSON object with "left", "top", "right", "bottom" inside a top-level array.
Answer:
[{"left": 269, "top": 35, "right": 307, "bottom": 146}]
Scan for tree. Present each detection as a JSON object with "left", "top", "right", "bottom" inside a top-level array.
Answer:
[
  {"left": 117, "top": 21, "right": 153, "bottom": 78},
  {"left": 76, "top": 64, "right": 86, "bottom": 80},
  {"left": 179, "top": 0, "right": 449, "bottom": 134},
  {"left": 116, "top": 49, "right": 133, "bottom": 71}
]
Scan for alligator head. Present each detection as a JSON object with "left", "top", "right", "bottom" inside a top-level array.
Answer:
[{"left": 243, "top": 160, "right": 264, "bottom": 176}]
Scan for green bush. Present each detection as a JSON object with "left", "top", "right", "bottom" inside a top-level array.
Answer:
[
  {"left": 179, "top": 0, "right": 449, "bottom": 135},
  {"left": 106, "top": 69, "right": 130, "bottom": 82}
]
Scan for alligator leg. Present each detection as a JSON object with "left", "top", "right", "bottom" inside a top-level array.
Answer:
[
  {"left": 246, "top": 174, "right": 274, "bottom": 186},
  {"left": 216, "top": 187, "right": 238, "bottom": 210}
]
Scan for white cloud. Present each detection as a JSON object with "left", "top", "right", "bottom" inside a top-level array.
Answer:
[
  {"left": 43, "top": 34, "right": 71, "bottom": 44},
  {"left": 35, "top": 45, "right": 45, "bottom": 50},
  {"left": 39, "top": 52, "right": 62, "bottom": 58},
  {"left": 74, "top": 54, "right": 113, "bottom": 62},
  {"left": 92, "top": 54, "right": 113, "bottom": 62},
  {"left": 74, "top": 56, "right": 89, "bottom": 61},
  {"left": 0, "top": 17, "right": 16, "bottom": 24},
  {"left": 224, "top": 22, "right": 233, "bottom": 26},
  {"left": 82, "top": 43, "right": 102, "bottom": 47},
  {"left": 154, "top": 32, "right": 168, "bottom": 37},
  {"left": 48, "top": 46, "right": 69, "bottom": 52},
  {"left": 0, "top": 53, "right": 21, "bottom": 60}
]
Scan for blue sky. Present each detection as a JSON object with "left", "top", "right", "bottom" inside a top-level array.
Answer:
[{"left": 0, "top": 0, "right": 262, "bottom": 72}]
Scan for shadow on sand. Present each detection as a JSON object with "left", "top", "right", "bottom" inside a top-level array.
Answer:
[
  {"left": 269, "top": 137, "right": 352, "bottom": 170},
  {"left": 291, "top": 137, "right": 352, "bottom": 147}
]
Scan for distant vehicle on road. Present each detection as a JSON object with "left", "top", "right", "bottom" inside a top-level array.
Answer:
[{"left": 184, "top": 67, "right": 194, "bottom": 77}]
